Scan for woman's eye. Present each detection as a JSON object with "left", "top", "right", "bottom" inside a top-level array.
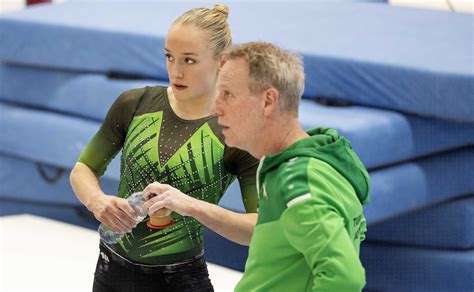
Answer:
[
  {"left": 165, "top": 54, "right": 174, "bottom": 61},
  {"left": 184, "top": 58, "right": 196, "bottom": 64}
]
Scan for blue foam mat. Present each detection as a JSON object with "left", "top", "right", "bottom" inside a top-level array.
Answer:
[
  {"left": 367, "top": 196, "right": 474, "bottom": 249},
  {"left": 225, "top": 147, "right": 474, "bottom": 225},
  {"left": 1, "top": 69, "right": 473, "bottom": 170},
  {"left": 0, "top": 153, "right": 245, "bottom": 213},
  {"left": 0, "top": 2, "right": 472, "bottom": 121},
  {"left": 365, "top": 147, "right": 474, "bottom": 224},
  {"left": 0, "top": 102, "right": 120, "bottom": 180},
  {"left": 1, "top": 103, "right": 473, "bottom": 224},
  {"left": 0, "top": 64, "right": 161, "bottom": 122},
  {"left": 361, "top": 243, "right": 474, "bottom": 292},
  {"left": 0, "top": 154, "right": 118, "bottom": 205}
]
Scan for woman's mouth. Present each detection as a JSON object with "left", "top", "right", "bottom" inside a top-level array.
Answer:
[{"left": 173, "top": 84, "right": 187, "bottom": 90}]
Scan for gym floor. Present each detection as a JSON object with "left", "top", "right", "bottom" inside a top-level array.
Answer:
[{"left": 0, "top": 214, "right": 243, "bottom": 291}]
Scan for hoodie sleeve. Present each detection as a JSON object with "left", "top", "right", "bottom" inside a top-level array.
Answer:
[{"left": 278, "top": 158, "right": 366, "bottom": 292}]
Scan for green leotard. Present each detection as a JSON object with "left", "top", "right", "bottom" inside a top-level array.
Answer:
[{"left": 78, "top": 86, "right": 258, "bottom": 265}]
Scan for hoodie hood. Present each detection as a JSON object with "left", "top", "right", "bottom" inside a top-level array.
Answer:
[{"left": 258, "top": 128, "right": 370, "bottom": 205}]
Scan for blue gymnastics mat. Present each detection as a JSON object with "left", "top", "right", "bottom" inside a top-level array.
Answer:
[
  {"left": 0, "top": 64, "right": 161, "bottom": 122},
  {"left": 361, "top": 243, "right": 474, "bottom": 292},
  {"left": 1, "top": 102, "right": 473, "bottom": 224},
  {"left": 223, "top": 147, "right": 474, "bottom": 225},
  {"left": 0, "top": 153, "right": 243, "bottom": 213},
  {"left": 0, "top": 154, "right": 118, "bottom": 205},
  {"left": 1, "top": 68, "right": 473, "bottom": 170},
  {"left": 0, "top": 2, "right": 472, "bottom": 121},
  {"left": 366, "top": 195, "right": 474, "bottom": 249},
  {"left": 0, "top": 102, "right": 120, "bottom": 180},
  {"left": 364, "top": 147, "right": 474, "bottom": 224}
]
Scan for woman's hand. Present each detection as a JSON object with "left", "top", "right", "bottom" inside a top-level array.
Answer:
[
  {"left": 141, "top": 182, "right": 198, "bottom": 217},
  {"left": 88, "top": 194, "right": 138, "bottom": 233}
]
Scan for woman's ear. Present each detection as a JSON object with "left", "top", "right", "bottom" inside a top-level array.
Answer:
[{"left": 262, "top": 88, "right": 279, "bottom": 117}]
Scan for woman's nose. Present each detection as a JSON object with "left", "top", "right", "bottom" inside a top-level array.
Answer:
[{"left": 170, "top": 64, "right": 183, "bottom": 79}]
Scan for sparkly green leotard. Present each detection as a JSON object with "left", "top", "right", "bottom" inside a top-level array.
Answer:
[{"left": 78, "top": 86, "right": 258, "bottom": 265}]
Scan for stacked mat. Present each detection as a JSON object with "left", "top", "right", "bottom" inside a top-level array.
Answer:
[{"left": 0, "top": 2, "right": 472, "bottom": 291}]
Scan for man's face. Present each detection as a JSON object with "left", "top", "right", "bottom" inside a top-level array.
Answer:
[{"left": 212, "top": 58, "right": 264, "bottom": 153}]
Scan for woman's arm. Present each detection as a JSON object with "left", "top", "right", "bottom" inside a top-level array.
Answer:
[
  {"left": 70, "top": 162, "right": 137, "bottom": 233},
  {"left": 141, "top": 182, "right": 257, "bottom": 245},
  {"left": 69, "top": 88, "right": 146, "bottom": 234},
  {"left": 192, "top": 201, "right": 257, "bottom": 246}
]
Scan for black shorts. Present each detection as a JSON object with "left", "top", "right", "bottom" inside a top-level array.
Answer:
[{"left": 93, "top": 243, "right": 214, "bottom": 292}]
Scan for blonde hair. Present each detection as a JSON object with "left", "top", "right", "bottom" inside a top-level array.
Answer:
[
  {"left": 225, "top": 42, "right": 305, "bottom": 116},
  {"left": 173, "top": 4, "right": 232, "bottom": 56}
]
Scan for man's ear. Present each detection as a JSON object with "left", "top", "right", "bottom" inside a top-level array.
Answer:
[
  {"left": 262, "top": 88, "right": 279, "bottom": 117},
  {"left": 218, "top": 55, "right": 228, "bottom": 71}
]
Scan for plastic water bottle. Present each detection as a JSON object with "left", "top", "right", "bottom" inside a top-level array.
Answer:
[{"left": 98, "top": 192, "right": 146, "bottom": 244}]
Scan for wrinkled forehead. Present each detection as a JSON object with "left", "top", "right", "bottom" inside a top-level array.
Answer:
[{"left": 218, "top": 58, "right": 250, "bottom": 90}]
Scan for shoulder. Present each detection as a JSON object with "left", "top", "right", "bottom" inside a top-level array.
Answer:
[
  {"left": 224, "top": 146, "right": 259, "bottom": 175},
  {"left": 275, "top": 156, "right": 310, "bottom": 181},
  {"left": 118, "top": 86, "right": 149, "bottom": 101},
  {"left": 127, "top": 85, "right": 168, "bottom": 115},
  {"left": 111, "top": 86, "right": 150, "bottom": 113},
  {"left": 271, "top": 157, "right": 329, "bottom": 206},
  {"left": 275, "top": 156, "right": 312, "bottom": 184}
]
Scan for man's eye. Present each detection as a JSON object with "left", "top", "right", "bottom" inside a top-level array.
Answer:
[{"left": 184, "top": 58, "right": 196, "bottom": 64}]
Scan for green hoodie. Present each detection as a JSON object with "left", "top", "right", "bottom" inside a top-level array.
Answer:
[{"left": 235, "top": 128, "right": 370, "bottom": 292}]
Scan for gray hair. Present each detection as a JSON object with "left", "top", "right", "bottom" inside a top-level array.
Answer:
[{"left": 225, "top": 42, "right": 305, "bottom": 116}]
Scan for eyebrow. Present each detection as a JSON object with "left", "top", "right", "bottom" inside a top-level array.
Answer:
[{"left": 164, "top": 48, "right": 198, "bottom": 56}]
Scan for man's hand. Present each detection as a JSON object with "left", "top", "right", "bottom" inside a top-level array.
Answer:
[
  {"left": 141, "top": 182, "right": 198, "bottom": 217},
  {"left": 88, "top": 194, "right": 137, "bottom": 233}
]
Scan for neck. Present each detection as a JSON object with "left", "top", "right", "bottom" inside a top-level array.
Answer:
[
  {"left": 253, "top": 115, "right": 308, "bottom": 159},
  {"left": 167, "top": 87, "right": 216, "bottom": 120}
]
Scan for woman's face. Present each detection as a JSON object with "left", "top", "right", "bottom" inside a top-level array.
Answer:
[{"left": 165, "top": 24, "right": 220, "bottom": 102}]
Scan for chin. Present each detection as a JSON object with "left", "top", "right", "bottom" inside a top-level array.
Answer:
[
  {"left": 173, "top": 92, "right": 188, "bottom": 100},
  {"left": 224, "top": 136, "right": 239, "bottom": 148},
  {"left": 224, "top": 136, "right": 234, "bottom": 147},
  {"left": 226, "top": 139, "right": 248, "bottom": 152}
]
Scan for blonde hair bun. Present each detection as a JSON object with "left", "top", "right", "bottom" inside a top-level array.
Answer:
[
  {"left": 213, "top": 4, "right": 229, "bottom": 18},
  {"left": 173, "top": 4, "right": 232, "bottom": 55}
]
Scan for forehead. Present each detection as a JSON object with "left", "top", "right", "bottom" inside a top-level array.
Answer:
[
  {"left": 219, "top": 58, "right": 250, "bottom": 88},
  {"left": 165, "top": 24, "right": 211, "bottom": 54}
]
